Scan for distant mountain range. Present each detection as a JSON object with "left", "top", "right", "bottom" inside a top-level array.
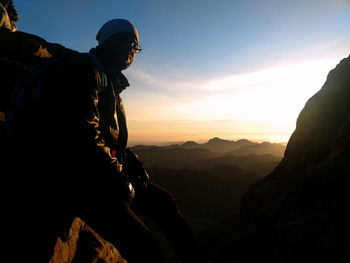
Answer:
[
  {"left": 178, "top": 137, "right": 255, "bottom": 153},
  {"left": 132, "top": 137, "right": 285, "bottom": 173},
  {"left": 131, "top": 137, "right": 286, "bottom": 234},
  {"left": 160, "top": 137, "right": 285, "bottom": 155}
]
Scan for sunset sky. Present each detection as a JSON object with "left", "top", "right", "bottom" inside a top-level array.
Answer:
[{"left": 15, "top": 0, "right": 350, "bottom": 145}]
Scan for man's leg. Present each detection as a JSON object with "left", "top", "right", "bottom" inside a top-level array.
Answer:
[
  {"left": 78, "top": 200, "right": 164, "bottom": 263},
  {"left": 133, "top": 183, "right": 206, "bottom": 263}
]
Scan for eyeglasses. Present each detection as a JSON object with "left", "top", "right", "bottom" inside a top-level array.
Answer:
[
  {"left": 110, "top": 33, "right": 142, "bottom": 53},
  {"left": 131, "top": 42, "right": 142, "bottom": 53}
]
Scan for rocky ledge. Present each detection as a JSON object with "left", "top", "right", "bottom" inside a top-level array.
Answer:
[{"left": 50, "top": 217, "right": 127, "bottom": 263}]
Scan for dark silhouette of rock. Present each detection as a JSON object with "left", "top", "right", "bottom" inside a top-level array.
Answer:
[
  {"left": 50, "top": 217, "right": 127, "bottom": 263},
  {"left": 200, "top": 55, "right": 350, "bottom": 263},
  {"left": 0, "top": 31, "right": 78, "bottom": 65}
]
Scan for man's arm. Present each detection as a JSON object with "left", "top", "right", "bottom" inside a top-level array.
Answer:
[{"left": 41, "top": 55, "right": 133, "bottom": 201}]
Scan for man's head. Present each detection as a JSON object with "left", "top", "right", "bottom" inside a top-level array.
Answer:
[{"left": 95, "top": 19, "right": 141, "bottom": 72}]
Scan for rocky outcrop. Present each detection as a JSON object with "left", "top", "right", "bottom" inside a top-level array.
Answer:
[
  {"left": 0, "top": 31, "right": 78, "bottom": 63},
  {"left": 50, "top": 217, "right": 127, "bottom": 263},
  {"left": 200, "top": 55, "right": 350, "bottom": 262}
]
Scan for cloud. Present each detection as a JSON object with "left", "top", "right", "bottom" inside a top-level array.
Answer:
[
  {"left": 201, "top": 58, "right": 337, "bottom": 93},
  {"left": 124, "top": 45, "right": 348, "bottom": 144},
  {"left": 125, "top": 53, "right": 343, "bottom": 134},
  {"left": 127, "top": 68, "right": 157, "bottom": 85}
]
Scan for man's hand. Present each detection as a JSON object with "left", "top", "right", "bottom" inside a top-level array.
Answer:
[
  {"left": 121, "top": 148, "right": 150, "bottom": 190},
  {"left": 115, "top": 171, "right": 135, "bottom": 203}
]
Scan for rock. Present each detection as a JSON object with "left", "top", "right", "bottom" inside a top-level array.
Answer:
[
  {"left": 0, "top": 31, "right": 78, "bottom": 66},
  {"left": 241, "top": 55, "right": 350, "bottom": 222},
  {"left": 50, "top": 217, "right": 127, "bottom": 263},
  {"left": 200, "top": 55, "right": 350, "bottom": 263}
]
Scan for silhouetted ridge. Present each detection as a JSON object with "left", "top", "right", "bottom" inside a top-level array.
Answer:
[
  {"left": 206, "top": 137, "right": 230, "bottom": 144},
  {"left": 134, "top": 137, "right": 285, "bottom": 157},
  {"left": 181, "top": 140, "right": 199, "bottom": 147}
]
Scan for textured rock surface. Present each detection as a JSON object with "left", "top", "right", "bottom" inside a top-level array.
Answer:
[
  {"left": 200, "top": 55, "right": 350, "bottom": 263},
  {"left": 50, "top": 217, "right": 127, "bottom": 263}
]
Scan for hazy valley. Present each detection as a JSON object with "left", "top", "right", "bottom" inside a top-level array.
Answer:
[{"left": 132, "top": 137, "right": 286, "bottom": 233}]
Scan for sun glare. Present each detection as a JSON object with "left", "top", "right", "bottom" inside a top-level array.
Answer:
[
  {"left": 181, "top": 58, "right": 337, "bottom": 126},
  {"left": 127, "top": 57, "right": 341, "bottom": 144}
]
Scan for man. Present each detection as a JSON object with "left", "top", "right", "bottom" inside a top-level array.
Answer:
[{"left": 8, "top": 19, "right": 203, "bottom": 263}]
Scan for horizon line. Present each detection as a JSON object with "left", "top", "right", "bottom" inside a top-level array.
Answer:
[{"left": 128, "top": 136, "right": 289, "bottom": 147}]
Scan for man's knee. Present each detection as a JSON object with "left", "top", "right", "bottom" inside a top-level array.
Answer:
[
  {"left": 134, "top": 182, "right": 180, "bottom": 217},
  {"left": 151, "top": 183, "right": 178, "bottom": 207}
]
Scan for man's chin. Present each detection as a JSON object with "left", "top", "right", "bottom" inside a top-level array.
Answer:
[{"left": 122, "top": 62, "right": 132, "bottom": 70}]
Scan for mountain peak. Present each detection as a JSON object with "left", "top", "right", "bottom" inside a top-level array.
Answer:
[
  {"left": 237, "top": 139, "right": 252, "bottom": 144},
  {"left": 181, "top": 141, "right": 199, "bottom": 147},
  {"left": 207, "top": 137, "right": 228, "bottom": 144}
]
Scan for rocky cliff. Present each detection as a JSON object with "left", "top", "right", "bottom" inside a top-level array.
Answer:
[{"left": 200, "top": 55, "right": 350, "bottom": 263}]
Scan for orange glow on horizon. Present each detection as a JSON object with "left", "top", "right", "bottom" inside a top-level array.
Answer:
[{"left": 125, "top": 57, "right": 343, "bottom": 146}]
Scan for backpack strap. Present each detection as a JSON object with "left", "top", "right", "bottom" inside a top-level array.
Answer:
[{"left": 83, "top": 52, "right": 108, "bottom": 90}]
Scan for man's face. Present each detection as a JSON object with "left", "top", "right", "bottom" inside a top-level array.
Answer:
[{"left": 101, "top": 33, "right": 139, "bottom": 71}]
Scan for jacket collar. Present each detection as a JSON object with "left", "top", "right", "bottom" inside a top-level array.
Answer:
[
  {"left": 89, "top": 48, "right": 130, "bottom": 94},
  {"left": 112, "top": 72, "right": 130, "bottom": 94}
]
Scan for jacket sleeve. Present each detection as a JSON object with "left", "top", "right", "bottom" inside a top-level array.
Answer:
[{"left": 41, "top": 56, "right": 127, "bottom": 184}]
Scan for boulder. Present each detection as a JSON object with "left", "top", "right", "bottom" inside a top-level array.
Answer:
[
  {"left": 0, "top": 31, "right": 78, "bottom": 66},
  {"left": 50, "top": 217, "right": 127, "bottom": 263}
]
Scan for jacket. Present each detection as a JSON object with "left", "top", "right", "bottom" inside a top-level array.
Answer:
[{"left": 10, "top": 51, "right": 131, "bottom": 193}]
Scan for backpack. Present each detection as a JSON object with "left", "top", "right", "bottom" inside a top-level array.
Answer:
[
  {"left": 2, "top": 52, "right": 107, "bottom": 140},
  {"left": 0, "top": 31, "right": 79, "bottom": 142}
]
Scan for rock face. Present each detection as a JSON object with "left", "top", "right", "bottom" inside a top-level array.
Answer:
[
  {"left": 50, "top": 217, "right": 127, "bottom": 263},
  {"left": 201, "top": 55, "right": 350, "bottom": 262}
]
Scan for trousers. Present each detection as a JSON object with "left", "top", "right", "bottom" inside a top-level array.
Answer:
[{"left": 77, "top": 182, "right": 202, "bottom": 263}]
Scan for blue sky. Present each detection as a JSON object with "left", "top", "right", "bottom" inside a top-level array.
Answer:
[{"left": 13, "top": 0, "right": 350, "bottom": 144}]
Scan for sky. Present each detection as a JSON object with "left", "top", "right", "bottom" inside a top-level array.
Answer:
[{"left": 14, "top": 0, "right": 350, "bottom": 145}]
